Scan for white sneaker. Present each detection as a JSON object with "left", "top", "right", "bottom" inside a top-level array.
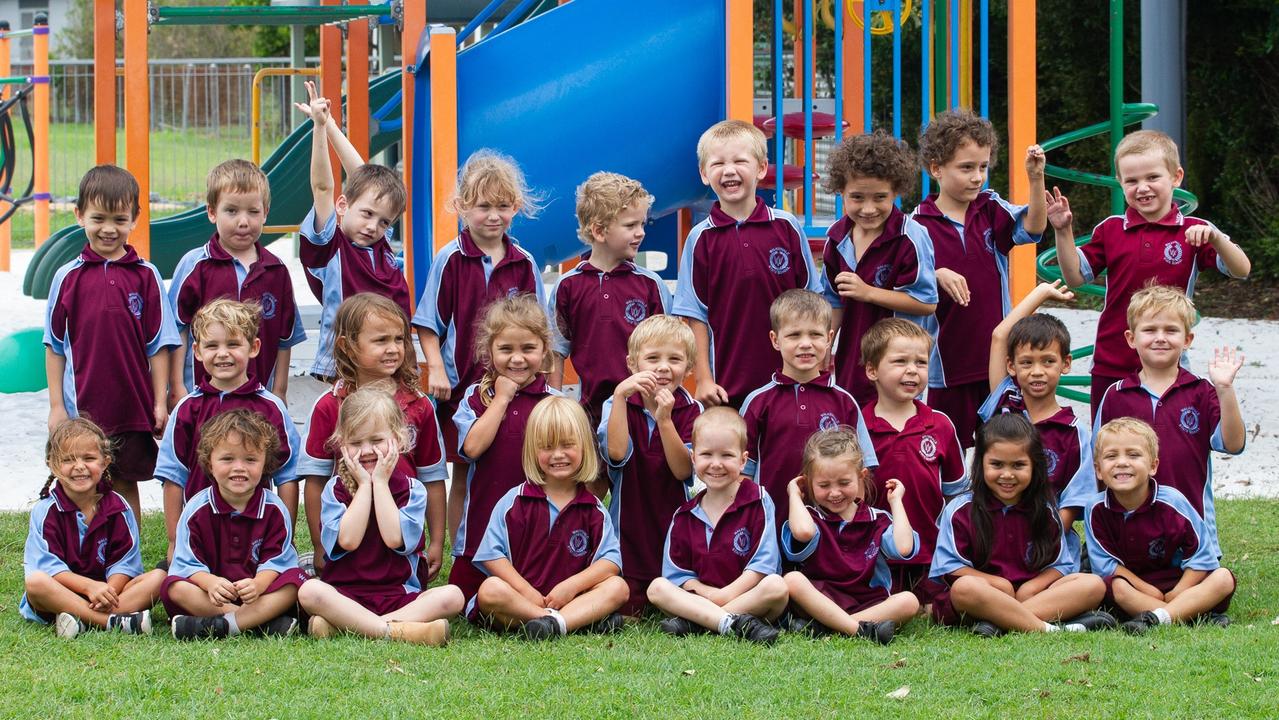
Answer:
[{"left": 55, "top": 612, "right": 87, "bottom": 639}]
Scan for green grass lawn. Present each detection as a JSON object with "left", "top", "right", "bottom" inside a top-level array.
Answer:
[{"left": 1, "top": 501, "right": 1276, "bottom": 717}]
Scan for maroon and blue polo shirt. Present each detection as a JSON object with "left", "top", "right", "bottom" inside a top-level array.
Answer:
[
  {"left": 300, "top": 207, "right": 412, "bottom": 378},
  {"left": 862, "top": 399, "right": 967, "bottom": 568},
  {"left": 782, "top": 502, "right": 918, "bottom": 613},
  {"left": 20, "top": 484, "right": 144, "bottom": 623},
  {"left": 549, "top": 259, "right": 671, "bottom": 422},
  {"left": 1075, "top": 208, "right": 1239, "bottom": 379},
  {"left": 661, "top": 479, "right": 781, "bottom": 589},
  {"left": 821, "top": 208, "right": 938, "bottom": 404},
  {"left": 154, "top": 379, "right": 300, "bottom": 502},
  {"left": 44, "top": 245, "right": 181, "bottom": 436},
  {"left": 930, "top": 492, "right": 1075, "bottom": 586},
  {"left": 672, "top": 198, "right": 822, "bottom": 406}
]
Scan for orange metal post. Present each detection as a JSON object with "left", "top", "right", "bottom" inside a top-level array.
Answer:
[
  {"left": 726, "top": 0, "right": 752, "bottom": 121},
  {"left": 347, "top": 19, "right": 370, "bottom": 159},
  {"left": 32, "top": 15, "right": 49, "bottom": 247},
  {"left": 1007, "top": 0, "right": 1036, "bottom": 303},
  {"left": 842, "top": 0, "right": 864, "bottom": 134},
  {"left": 123, "top": 0, "right": 150, "bottom": 256},
  {"left": 429, "top": 26, "right": 458, "bottom": 254},
  {"left": 94, "top": 0, "right": 115, "bottom": 164},
  {"left": 0, "top": 25, "right": 9, "bottom": 270},
  {"left": 320, "top": 0, "right": 343, "bottom": 194},
  {"left": 400, "top": 0, "right": 425, "bottom": 295}
]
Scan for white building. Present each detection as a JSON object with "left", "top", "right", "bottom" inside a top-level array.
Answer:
[{"left": 0, "top": 0, "right": 69, "bottom": 63}]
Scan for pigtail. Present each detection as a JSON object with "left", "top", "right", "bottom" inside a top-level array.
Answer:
[
  {"left": 39, "top": 474, "right": 55, "bottom": 499},
  {"left": 477, "top": 368, "right": 498, "bottom": 408}
]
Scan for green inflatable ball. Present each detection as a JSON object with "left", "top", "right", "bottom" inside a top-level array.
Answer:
[{"left": 0, "top": 327, "right": 48, "bottom": 393}]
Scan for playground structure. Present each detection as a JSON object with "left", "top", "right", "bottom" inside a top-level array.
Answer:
[{"left": 0, "top": 13, "right": 49, "bottom": 273}]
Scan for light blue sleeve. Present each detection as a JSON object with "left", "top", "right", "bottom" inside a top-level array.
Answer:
[
  {"left": 152, "top": 402, "right": 189, "bottom": 487},
  {"left": 268, "top": 392, "right": 301, "bottom": 485},
  {"left": 23, "top": 500, "right": 70, "bottom": 577},
  {"left": 929, "top": 495, "right": 974, "bottom": 580},
  {"left": 780, "top": 519, "right": 819, "bottom": 563},
  {"left": 901, "top": 220, "right": 940, "bottom": 304},
  {"left": 300, "top": 206, "right": 337, "bottom": 246},
  {"left": 453, "top": 384, "right": 482, "bottom": 462},
  {"left": 42, "top": 261, "right": 76, "bottom": 355},
  {"left": 1081, "top": 497, "right": 1120, "bottom": 578},
  {"left": 282, "top": 305, "right": 308, "bottom": 348},
  {"left": 591, "top": 501, "right": 624, "bottom": 572},
  {"left": 1161, "top": 487, "right": 1220, "bottom": 572},
  {"left": 879, "top": 520, "right": 920, "bottom": 562},
  {"left": 1047, "top": 507, "right": 1078, "bottom": 575},
  {"left": 851, "top": 401, "right": 879, "bottom": 469},
  {"left": 525, "top": 248, "right": 547, "bottom": 306},
  {"left": 977, "top": 377, "right": 1016, "bottom": 423},
  {"left": 660, "top": 521, "right": 696, "bottom": 588},
  {"left": 744, "top": 490, "right": 781, "bottom": 576},
  {"left": 472, "top": 486, "right": 520, "bottom": 570},
  {"left": 547, "top": 275, "right": 572, "bottom": 358},
  {"left": 295, "top": 393, "right": 336, "bottom": 479},
  {"left": 990, "top": 190, "right": 1042, "bottom": 247},
  {"left": 647, "top": 267, "right": 674, "bottom": 314},
  {"left": 1057, "top": 423, "right": 1097, "bottom": 510},
  {"left": 410, "top": 244, "right": 453, "bottom": 333},
  {"left": 106, "top": 506, "right": 146, "bottom": 579},
  {"left": 170, "top": 493, "right": 213, "bottom": 577},
  {"left": 596, "top": 397, "right": 633, "bottom": 469},
  {"left": 319, "top": 478, "right": 349, "bottom": 561},
  {"left": 821, "top": 232, "right": 846, "bottom": 308},
  {"left": 145, "top": 262, "right": 183, "bottom": 355},
  {"left": 257, "top": 494, "right": 301, "bottom": 574},
  {"left": 395, "top": 479, "right": 428, "bottom": 556},
  {"left": 167, "top": 249, "right": 200, "bottom": 330},
  {"left": 671, "top": 224, "right": 709, "bottom": 323},
  {"left": 416, "top": 417, "right": 449, "bottom": 484}
]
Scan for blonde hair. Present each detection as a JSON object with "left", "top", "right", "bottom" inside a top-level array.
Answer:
[
  {"left": 859, "top": 317, "right": 933, "bottom": 367},
  {"left": 691, "top": 406, "right": 748, "bottom": 451},
  {"left": 769, "top": 289, "right": 831, "bottom": 332},
  {"left": 1115, "top": 130, "right": 1181, "bottom": 177},
  {"left": 329, "top": 384, "right": 412, "bottom": 494},
  {"left": 206, "top": 159, "right": 271, "bottom": 211},
  {"left": 453, "top": 149, "right": 544, "bottom": 219},
  {"left": 1094, "top": 417, "right": 1160, "bottom": 465},
  {"left": 575, "top": 172, "right": 654, "bottom": 243},
  {"left": 192, "top": 298, "right": 261, "bottom": 345},
  {"left": 197, "top": 409, "right": 282, "bottom": 479},
  {"left": 1126, "top": 284, "right": 1195, "bottom": 334},
  {"left": 696, "top": 119, "right": 768, "bottom": 170},
  {"left": 474, "top": 293, "right": 553, "bottom": 406},
  {"left": 627, "top": 314, "right": 695, "bottom": 364},
  {"left": 799, "top": 426, "right": 871, "bottom": 505},
  {"left": 331, "top": 293, "right": 420, "bottom": 392},
  {"left": 521, "top": 396, "right": 599, "bottom": 486},
  {"left": 43, "top": 417, "right": 114, "bottom": 499}
]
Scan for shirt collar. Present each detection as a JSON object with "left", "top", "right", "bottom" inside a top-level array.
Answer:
[
  {"left": 457, "top": 227, "right": 517, "bottom": 262},
  {"left": 1118, "top": 367, "right": 1200, "bottom": 393},
  {"left": 772, "top": 370, "right": 835, "bottom": 387},
  {"left": 80, "top": 245, "right": 141, "bottom": 265},
  {"left": 578, "top": 260, "right": 637, "bottom": 277},
  {"left": 914, "top": 192, "right": 990, "bottom": 222},
  {"left": 862, "top": 399, "right": 935, "bottom": 435},
  {"left": 1103, "top": 479, "right": 1159, "bottom": 513},
  {"left": 682, "top": 478, "right": 764, "bottom": 517},
  {"left": 205, "top": 233, "right": 280, "bottom": 269},
  {"left": 50, "top": 483, "right": 128, "bottom": 525},
  {"left": 197, "top": 377, "right": 262, "bottom": 397},
  {"left": 210, "top": 484, "right": 268, "bottom": 518},
  {"left": 983, "top": 492, "right": 1031, "bottom": 514},
  {"left": 518, "top": 480, "right": 598, "bottom": 509},
  {"left": 707, "top": 197, "right": 770, "bottom": 227},
  {"left": 518, "top": 375, "right": 551, "bottom": 397},
  {"left": 1122, "top": 205, "right": 1184, "bottom": 231},
  {"left": 811, "top": 501, "right": 874, "bottom": 525},
  {"left": 625, "top": 385, "right": 695, "bottom": 410}
]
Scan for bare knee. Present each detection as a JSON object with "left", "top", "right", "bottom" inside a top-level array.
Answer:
[
  {"left": 1207, "top": 568, "right": 1236, "bottom": 594},
  {"left": 783, "top": 571, "right": 810, "bottom": 593},
  {"left": 1070, "top": 572, "right": 1106, "bottom": 603},
  {"left": 476, "top": 576, "right": 513, "bottom": 607},
  {"left": 435, "top": 584, "right": 466, "bottom": 614},
  {"left": 297, "top": 578, "right": 329, "bottom": 610},
  {"left": 757, "top": 574, "right": 789, "bottom": 604},
  {"left": 24, "top": 571, "right": 56, "bottom": 596},
  {"left": 646, "top": 577, "right": 676, "bottom": 605},
  {"left": 896, "top": 591, "right": 921, "bottom": 615},
  {"left": 949, "top": 576, "right": 984, "bottom": 608}
]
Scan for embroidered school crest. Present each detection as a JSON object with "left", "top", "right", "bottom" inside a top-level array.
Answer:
[
  {"left": 919, "top": 435, "right": 938, "bottom": 461},
  {"left": 95, "top": 538, "right": 108, "bottom": 565},
  {"left": 864, "top": 541, "right": 880, "bottom": 561},
  {"left": 732, "top": 527, "right": 752, "bottom": 557},
  {"left": 768, "top": 247, "right": 791, "bottom": 274},
  {"left": 1179, "top": 407, "right": 1200, "bottom": 434},
  {"left": 1163, "top": 241, "right": 1184, "bottom": 266},
  {"left": 873, "top": 263, "right": 892, "bottom": 288},
  {"left": 1147, "top": 537, "right": 1166, "bottom": 561},
  {"left": 567, "top": 529, "right": 590, "bottom": 558},
  {"left": 623, "top": 299, "right": 647, "bottom": 325},
  {"left": 1044, "top": 448, "right": 1060, "bottom": 476},
  {"left": 127, "top": 292, "right": 144, "bottom": 319},
  {"left": 405, "top": 425, "right": 418, "bottom": 452},
  {"left": 385, "top": 250, "right": 399, "bottom": 269},
  {"left": 260, "top": 292, "right": 278, "bottom": 320},
  {"left": 506, "top": 287, "right": 521, "bottom": 298},
  {"left": 983, "top": 228, "right": 995, "bottom": 254},
  {"left": 818, "top": 412, "right": 840, "bottom": 431},
  {"left": 250, "top": 538, "right": 263, "bottom": 565}
]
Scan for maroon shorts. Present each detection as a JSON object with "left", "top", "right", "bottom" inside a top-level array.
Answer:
[
  {"left": 448, "top": 553, "right": 487, "bottom": 607},
  {"left": 620, "top": 576, "right": 653, "bottom": 617},
  {"left": 334, "top": 585, "right": 421, "bottom": 616},
  {"left": 927, "top": 380, "right": 988, "bottom": 450},
  {"left": 161, "top": 568, "right": 306, "bottom": 617},
  {"left": 1103, "top": 570, "right": 1235, "bottom": 616},
  {"left": 891, "top": 564, "right": 945, "bottom": 605},
  {"left": 437, "top": 398, "right": 463, "bottom": 464},
  {"left": 108, "top": 431, "right": 159, "bottom": 484}
]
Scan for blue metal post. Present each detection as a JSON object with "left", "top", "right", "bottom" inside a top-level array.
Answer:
[
  {"left": 921, "top": 0, "right": 931, "bottom": 195},
  {"left": 979, "top": 0, "right": 989, "bottom": 118},
  {"left": 892, "top": 1, "right": 901, "bottom": 140},
  {"left": 834, "top": 0, "right": 844, "bottom": 218},
  {"left": 773, "top": 0, "right": 784, "bottom": 205},
  {"left": 949, "top": 0, "right": 959, "bottom": 108},
  {"left": 863, "top": 0, "right": 872, "bottom": 132},
  {"left": 804, "top": 0, "right": 815, "bottom": 223}
]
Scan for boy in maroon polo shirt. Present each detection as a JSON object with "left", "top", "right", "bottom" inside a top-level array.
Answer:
[
  {"left": 1094, "top": 286, "right": 1245, "bottom": 559},
  {"left": 169, "top": 160, "right": 304, "bottom": 405},
  {"left": 674, "top": 120, "right": 823, "bottom": 409},
  {"left": 156, "top": 300, "right": 300, "bottom": 559},
  {"left": 860, "top": 318, "right": 966, "bottom": 605},
  {"left": 1048, "top": 130, "right": 1251, "bottom": 413},
  {"left": 45, "top": 165, "right": 181, "bottom": 521},
  {"left": 297, "top": 82, "right": 411, "bottom": 380},
  {"left": 600, "top": 315, "right": 702, "bottom": 615},
  {"left": 1084, "top": 418, "right": 1236, "bottom": 634},
  {"left": 164, "top": 410, "right": 305, "bottom": 639},
  {"left": 647, "top": 408, "right": 788, "bottom": 644},
  {"left": 741, "top": 290, "right": 878, "bottom": 538},
  {"left": 549, "top": 171, "right": 669, "bottom": 426},
  {"left": 911, "top": 109, "right": 1047, "bottom": 448},
  {"left": 821, "top": 131, "right": 937, "bottom": 405}
]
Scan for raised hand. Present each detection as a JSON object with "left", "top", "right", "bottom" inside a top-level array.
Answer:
[
  {"left": 1207, "top": 345, "right": 1243, "bottom": 389},
  {"left": 1046, "top": 186, "right": 1073, "bottom": 231}
]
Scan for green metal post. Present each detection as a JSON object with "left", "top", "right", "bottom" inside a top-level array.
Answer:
[{"left": 1109, "top": 0, "right": 1124, "bottom": 213}]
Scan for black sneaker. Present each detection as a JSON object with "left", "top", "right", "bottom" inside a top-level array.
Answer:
[
  {"left": 153, "top": 558, "right": 170, "bottom": 573},
  {"left": 971, "top": 621, "right": 1005, "bottom": 638},
  {"left": 523, "top": 615, "right": 561, "bottom": 641},
  {"left": 856, "top": 620, "right": 896, "bottom": 645},
  {"left": 659, "top": 616, "right": 704, "bottom": 637},
  {"left": 1121, "top": 611, "right": 1160, "bottom": 635},
  {"left": 1204, "top": 611, "right": 1231, "bottom": 628},
  {"left": 106, "top": 609, "right": 152, "bottom": 635},
  {"left": 55, "top": 612, "right": 88, "bottom": 639},
  {"left": 583, "top": 612, "right": 625, "bottom": 635},
  {"left": 782, "top": 613, "right": 831, "bottom": 637},
  {"left": 257, "top": 615, "right": 299, "bottom": 638},
  {"left": 171, "top": 615, "right": 231, "bottom": 640},
  {"left": 1059, "top": 610, "right": 1117, "bottom": 632},
  {"left": 298, "top": 551, "right": 315, "bottom": 578},
  {"left": 729, "top": 613, "right": 780, "bottom": 645}
]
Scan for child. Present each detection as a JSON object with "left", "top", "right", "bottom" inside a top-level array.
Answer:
[
  {"left": 930, "top": 414, "right": 1114, "bottom": 636},
  {"left": 168, "top": 159, "right": 305, "bottom": 404},
  {"left": 22, "top": 418, "right": 164, "bottom": 638},
  {"left": 164, "top": 410, "right": 306, "bottom": 639},
  {"left": 549, "top": 171, "right": 669, "bottom": 425},
  {"left": 1093, "top": 286, "right": 1245, "bottom": 558},
  {"left": 450, "top": 294, "right": 560, "bottom": 605},
  {"left": 859, "top": 318, "right": 966, "bottom": 603},
  {"left": 472, "top": 397, "right": 629, "bottom": 639},
  {"left": 45, "top": 164, "right": 181, "bottom": 519},
  {"left": 412, "top": 149, "right": 546, "bottom": 499},
  {"left": 646, "top": 408, "right": 788, "bottom": 644},
  {"left": 674, "top": 119, "right": 823, "bottom": 409},
  {"left": 599, "top": 315, "right": 702, "bottom": 615},
  {"left": 821, "top": 131, "right": 938, "bottom": 405},
  {"left": 782, "top": 428, "right": 920, "bottom": 643},
  {"left": 740, "top": 290, "right": 878, "bottom": 537},
  {"left": 297, "top": 294, "right": 447, "bottom": 576},
  {"left": 1083, "top": 418, "right": 1236, "bottom": 634},
  {"left": 298, "top": 387, "right": 463, "bottom": 645},
  {"left": 155, "top": 299, "right": 300, "bottom": 557},
  {"left": 297, "top": 82, "right": 411, "bottom": 380},
  {"left": 1047, "top": 130, "right": 1251, "bottom": 412},
  {"left": 912, "top": 109, "right": 1047, "bottom": 448}
]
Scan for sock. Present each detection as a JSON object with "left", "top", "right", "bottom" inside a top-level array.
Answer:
[
  {"left": 1043, "top": 621, "right": 1061, "bottom": 632},
  {"left": 545, "top": 609, "right": 567, "bottom": 635},
  {"left": 1061, "top": 621, "right": 1087, "bottom": 632},
  {"left": 717, "top": 613, "right": 736, "bottom": 635},
  {"left": 1153, "top": 608, "right": 1172, "bottom": 625},
  {"left": 223, "top": 612, "right": 240, "bottom": 636}
]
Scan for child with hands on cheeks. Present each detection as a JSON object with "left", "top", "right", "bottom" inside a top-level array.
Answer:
[{"left": 782, "top": 428, "right": 920, "bottom": 644}]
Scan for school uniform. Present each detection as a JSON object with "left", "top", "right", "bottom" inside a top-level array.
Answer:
[
  {"left": 1073, "top": 207, "right": 1243, "bottom": 408},
  {"left": 318, "top": 472, "right": 428, "bottom": 615},
  {"left": 862, "top": 399, "right": 967, "bottom": 598},
  {"left": 411, "top": 229, "right": 545, "bottom": 461},
  {"left": 740, "top": 371, "right": 878, "bottom": 537},
  {"left": 782, "top": 502, "right": 919, "bottom": 613},
  {"left": 596, "top": 388, "right": 701, "bottom": 614},
  {"left": 299, "top": 207, "right": 412, "bottom": 378},
  {"left": 468, "top": 481, "right": 622, "bottom": 620},
  {"left": 169, "top": 235, "right": 306, "bottom": 391},
  {"left": 449, "top": 377, "right": 560, "bottom": 601},
  {"left": 549, "top": 259, "right": 671, "bottom": 424},
  {"left": 661, "top": 480, "right": 781, "bottom": 589},
  {"left": 910, "top": 191, "right": 1040, "bottom": 447},
  {"left": 20, "top": 485, "right": 144, "bottom": 623},
  {"left": 1094, "top": 368, "right": 1240, "bottom": 557},
  {"left": 44, "top": 245, "right": 181, "bottom": 481},
  {"left": 928, "top": 492, "right": 1075, "bottom": 625},
  {"left": 162, "top": 485, "right": 305, "bottom": 617},
  {"left": 672, "top": 198, "right": 822, "bottom": 407},
  {"left": 821, "top": 208, "right": 938, "bottom": 404},
  {"left": 154, "top": 378, "right": 300, "bottom": 502},
  {"left": 1083, "top": 480, "right": 1232, "bottom": 614}
]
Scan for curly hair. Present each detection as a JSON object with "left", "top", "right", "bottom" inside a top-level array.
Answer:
[
  {"left": 824, "top": 131, "right": 918, "bottom": 195},
  {"left": 196, "top": 409, "right": 283, "bottom": 479},
  {"left": 575, "top": 172, "right": 654, "bottom": 243},
  {"left": 43, "top": 417, "right": 115, "bottom": 498},
  {"left": 453, "top": 149, "right": 545, "bottom": 219},
  {"left": 918, "top": 108, "right": 999, "bottom": 169}
]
